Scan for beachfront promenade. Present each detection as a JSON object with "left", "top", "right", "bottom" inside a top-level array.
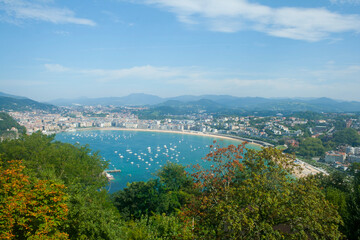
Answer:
[{"left": 72, "top": 127, "right": 273, "bottom": 148}]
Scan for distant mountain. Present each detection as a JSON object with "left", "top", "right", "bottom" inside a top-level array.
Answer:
[
  {"left": 49, "top": 93, "right": 164, "bottom": 106},
  {"left": 0, "top": 96, "right": 58, "bottom": 112},
  {"left": 158, "top": 99, "right": 225, "bottom": 113},
  {"left": 118, "top": 93, "right": 164, "bottom": 105},
  {"left": 49, "top": 93, "right": 360, "bottom": 113}
]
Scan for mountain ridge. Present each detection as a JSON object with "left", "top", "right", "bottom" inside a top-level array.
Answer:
[
  {"left": 0, "top": 95, "right": 58, "bottom": 112},
  {"left": 2, "top": 91, "right": 360, "bottom": 113},
  {"left": 47, "top": 93, "right": 360, "bottom": 113}
]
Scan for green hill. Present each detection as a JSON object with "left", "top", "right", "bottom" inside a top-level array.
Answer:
[
  {"left": 0, "top": 112, "right": 26, "bottom": 139},
  {"left": 0, "top": 96, "right": 58, "bottom": 112}
]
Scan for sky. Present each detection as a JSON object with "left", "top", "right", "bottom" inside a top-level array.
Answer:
[{"left": 0, "top": 0, "right": 359, "bottom": 102}]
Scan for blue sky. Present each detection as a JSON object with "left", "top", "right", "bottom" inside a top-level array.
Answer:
[{"left": 0, "top": 0, "right": 359, "bottom": 101}]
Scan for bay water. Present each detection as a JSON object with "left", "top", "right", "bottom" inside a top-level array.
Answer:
[{"left": 55, "top": 130, "right": 257, "bottom": 193}]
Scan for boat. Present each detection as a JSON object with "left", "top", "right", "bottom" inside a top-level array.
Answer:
[{"left": 105, "top": 172, "right": 114, "bottom": 181}]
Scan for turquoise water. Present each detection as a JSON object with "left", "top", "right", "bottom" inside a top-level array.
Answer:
[{"left": 55, "top": 130, "right": 257, "bottom": 193}]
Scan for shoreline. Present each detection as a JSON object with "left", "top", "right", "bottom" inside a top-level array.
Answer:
[
  {"left": 68, "top": 127, "right": 264, "bottom": 148},
  {"left": 62, "top": 127, "right": 321, "bottom": 178}
]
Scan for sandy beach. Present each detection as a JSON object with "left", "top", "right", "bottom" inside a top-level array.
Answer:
[{"left": 73, "top": 127, "right": 263, "bottom": 148}]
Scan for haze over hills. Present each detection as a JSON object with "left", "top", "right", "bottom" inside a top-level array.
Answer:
[
  {"left": 48, "top": 93, "right": 360, "bottom": 113},
  {"left": 2, "top": 91, "right": 360, "bottom": 113},
  {"left": 49, "top": 93, "right": 164, "bottom": 106}
]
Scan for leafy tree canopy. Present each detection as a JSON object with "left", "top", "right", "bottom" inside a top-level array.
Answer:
[
  {"left": 0, "top": 160, "right": 68, "bottom": 239},
  {"left": 333, "top": 128, "right": 360, "bottom": 147},
  {"left": 298, "top": 137, "right": 325, "bottom": 157},
  {"left": 180, "top": 143, "right": 342, "bottom": 239},
  {"left": 0, "top": 133, "right": 122, "bottom": 240}
]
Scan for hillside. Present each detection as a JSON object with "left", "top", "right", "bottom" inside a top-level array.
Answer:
[
  {"left": 0, "top": 91, "right": 28, "bottom": 99},
  {"left": 0, "top": 96, "right": 58, "bottom": 112},
  {"left": 0, "top": 112, "right": 26, "bottom": 139}
]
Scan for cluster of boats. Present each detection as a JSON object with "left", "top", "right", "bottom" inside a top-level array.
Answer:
[{"left": 57, "top": 131, "right": 217, "bottom": 183}]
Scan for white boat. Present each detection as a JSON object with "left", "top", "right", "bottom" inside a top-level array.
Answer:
[{"left": 105, "top": 173, "right": 114, "bottom": 181}]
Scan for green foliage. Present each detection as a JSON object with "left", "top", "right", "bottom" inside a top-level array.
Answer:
[
  {"left": 112, "top": 162, "right": 195, "bottom": 221},
  {"left": 333, "top": 128, "right": 360, "bottom": 146},
  {"left": 0, "top": 132, "right": 121, "bottom": 240},
  {"left": 298, "top": 137, "right": 325, "bottom": 157},
  {"left": 0, "top": 132, "right": 108, "bottom": 189},
  {"left": 64, "top": 189, "right": 122, "bottom": 240},
  {"left": 325, "top": 187, "right": 349, "bottom": 222},
  {"left": 155, "top": 162, "right": 194, "bottom": 192},
  {"left": 0, "top": 131, "right": 351, "bottom": 239},
  {"left": 181, "top": 144, "right": 342, "bottom": 239},
  {"left": 0, "top": 112, "right": 26, "bottom": 136},
  {"left": 0, "top": 96, "right": 58, "bottom": 112},
  {"left": 120, "top": 214, "right": 192, "bottom": 240},
  {"left": 292, "top": 111, "right": 324, "bottom": 120},
  {"left": 112, "top": 180, "right": 165, "bottom": 220},
  {"left": 315, "top": 164, "right": 360, "bottom": 239},
  {"left": 345, "top": 163, "right": 360, "bottom": 239}
]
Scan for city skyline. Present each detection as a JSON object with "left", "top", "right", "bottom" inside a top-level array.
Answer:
[{"left": 1, "top": 0, "right": 360, "bottom": 101}]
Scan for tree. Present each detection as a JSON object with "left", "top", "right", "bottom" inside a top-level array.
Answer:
[
  {"left": 155, "top": 162, "right": 193, "bottom": 192},
  {"left": 0, "top": 132, "right": 122, "bottom": 240},
  {"left": 298, "top": 137, "right": 325, "bottom": 157},
  {"left": 0, "top": 112, "right": 26, "bottom": 139},
  {"left": 120, "top": 214, "right": 192, "bottom": 240},
  {"left": 0, "top": 132, "right": 108, "bottom": 189},
  {"left": 345, "top": 163, "right": 360, "bottom": 239},
  {"left": 64, "top": 189, "right": 122, "bottom": 240},
  {"left": 333, "top": 128, "right": 360, "bottom": 147},
  {"left": 180, "top": 143, "right": 342, "bottom": 239},
  {"left": 0, "top": 160, "right": 68, "bottom": 239},
  {"left": 112, "top": 162, "right": 196, "bottom": 222},
  {"left": 112, "top": 180, "right": 166, "bottom": 221},
  {"left": 315, "top": 163, "right": 360, "bottom": 239}
]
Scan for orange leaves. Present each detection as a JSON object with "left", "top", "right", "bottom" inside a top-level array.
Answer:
[{"left": 0, "top": 160, "right": 69, "bottom": 239}]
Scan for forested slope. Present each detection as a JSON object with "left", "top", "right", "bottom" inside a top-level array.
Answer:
[{"left": 1, "top": 133, "right": 359, "bottom": 239}]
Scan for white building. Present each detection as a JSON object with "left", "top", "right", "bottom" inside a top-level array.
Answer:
[
  {"left": 346, "top": 146, "right": 355, "bottom": 155},
  {"left": 325, "top": 151, "right": 346, "bottom": 163},
  {"left": 348, "top": 155, "right": 360, "bottom": 163}
]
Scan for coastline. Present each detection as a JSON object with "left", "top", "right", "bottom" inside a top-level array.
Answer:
[
  {"left": 70, "top": 127, "right": 264, "bottom": 148},
  {"left": 63, "top": 127, "right": 321, "bottom": 178}
]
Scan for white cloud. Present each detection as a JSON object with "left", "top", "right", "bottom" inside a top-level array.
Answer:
[
  {"left": 137, "top": 0, "right": 360, "bottom": 41},
  {"left": 0, "top": 0, "right": 96, "bottom": 26},
  {"left": 44, "top": 63, "right": 69, "bottom": 72},
  {"left": 330, "top": 0, "right": 360, "bottom": 5}
]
